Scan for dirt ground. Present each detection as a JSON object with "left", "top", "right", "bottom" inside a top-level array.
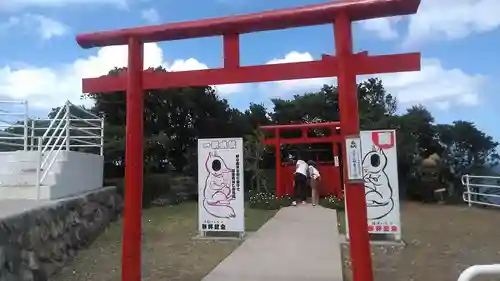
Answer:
[
  {"left": 340, "top": 202, "right": 500, "bottom": 281},
  {"left": 51, "top": 202, "right": 276, "bottom": 281}
]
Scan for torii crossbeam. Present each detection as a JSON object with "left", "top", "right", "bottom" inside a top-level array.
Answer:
[{"left": 75, "top": 1, "right": 421, "bottom": 281}]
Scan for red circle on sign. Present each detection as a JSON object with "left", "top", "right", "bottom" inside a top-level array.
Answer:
[{"left": 372, "top": 131, "right": 395, "bottom": 149}]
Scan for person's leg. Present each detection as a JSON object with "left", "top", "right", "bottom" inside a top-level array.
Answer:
[
  {"left": 292, "top": 173, "right": 301, "bottom": 205},
  {"left": 298, "top": 174, "right": 307, "bottom": 203},
  {"left": 311, "top": 179, "right": 320, "bottom": 205}
]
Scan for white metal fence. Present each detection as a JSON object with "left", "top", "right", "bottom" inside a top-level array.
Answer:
[
  {"left": 0, "top": 100, "right": 104, "bottom": 193},
  {"left": 0, "top": 100, "right": 29, "bottom": 150},
  {"left": 458, "top": 264, "right": 500, "bottom": 281},
  {"left": 462, "top": 174, "right": 500, "bottom": 207},
  {"left": 459, "top": 177, "right": 500, "bottom": 281}
]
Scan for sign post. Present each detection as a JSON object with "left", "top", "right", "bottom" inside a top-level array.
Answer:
[{"left": 197, "top": 137, "right": 245, "bottom": 239}]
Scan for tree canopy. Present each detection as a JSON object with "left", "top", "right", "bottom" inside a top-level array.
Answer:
[{"left": 2, "top": 67, "right": 498, "bottom": 200}]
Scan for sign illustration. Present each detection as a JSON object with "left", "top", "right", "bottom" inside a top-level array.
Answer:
[
  {"left": 361, "top": 130, "right": 401, "bottom": 238},
  {"left": 197, "top": 138, "right": 244, "bottom": 233},
  {"left": 362, "top": 145, "right": 394, "bottom": 220}
]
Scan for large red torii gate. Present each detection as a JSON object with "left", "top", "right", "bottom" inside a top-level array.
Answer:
[{"left": 75, "top": 1, "right": 421, "bottom": 281}]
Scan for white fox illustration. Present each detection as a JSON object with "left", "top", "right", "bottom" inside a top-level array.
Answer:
[
  {"left": 362, "top": 145, "right": 394, "bottom": 220},
  {"left": 203, "top": 151, "right": 236, "bottom": 219}
]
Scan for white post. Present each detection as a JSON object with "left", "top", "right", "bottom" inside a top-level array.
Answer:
[
  {"left": 23, "top": 101, "right": 28, "bottom": 151},
  {"left": 36, "top": 137, "right": 42, "bottom": 200},
  {"left": 466, "top": 175, "right": 471, "bottom": 207},
  {"left": 30, "top": 120, "right": 35, "bottom": 151},
  {"left": 65, "top": 102, "right": 70, "bottom": 151},
  {"left": 100, "top": 118, "right": 105, "bottom": 156}
]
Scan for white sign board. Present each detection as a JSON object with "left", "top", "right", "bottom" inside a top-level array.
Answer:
[
  {"left": 197, "top": 138, "right": 245, "bottom": 234},
  {"left": 345, "top": 130, "right": 401, "bottom": 240},
  {"left": 345, "top": 136, "right": 363, "bottom": 181}
]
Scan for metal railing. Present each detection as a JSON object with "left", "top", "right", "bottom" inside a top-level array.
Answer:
[
  {"left": 458, "top": 264, "right": 500, "bottom": 281},
  {"left": 462, "top": 174, "right": 500, "bottom": 208},
  {"left": 33, "top": 101, "right": 104, "bottom": 189},
  {"left": 0, "top": 100, "right": 104, "bottom": 195},
  {"left": 0, "top": 100, "right": 29, "bottom": 150}
]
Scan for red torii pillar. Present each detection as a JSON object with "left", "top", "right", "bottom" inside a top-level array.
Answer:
[{"left": 75, "top": 1, "right": 421, "bottom": 281}]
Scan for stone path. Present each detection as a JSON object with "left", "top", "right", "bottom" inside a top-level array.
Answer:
[{"left": 202, "top": 205, "right": 344, "bottom": 281}]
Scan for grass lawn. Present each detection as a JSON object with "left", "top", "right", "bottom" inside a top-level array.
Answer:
[{"left": 53, "top": 202, "right": 277, "bottom": 281}]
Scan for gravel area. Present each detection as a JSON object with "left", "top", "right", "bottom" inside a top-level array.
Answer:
[{"left": 341, "top": 202, "right": 500, "bottom": 281}]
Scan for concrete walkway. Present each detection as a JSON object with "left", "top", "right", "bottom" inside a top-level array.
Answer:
[{"left": 202, "top": 205, "right": 344, "bottom": 281}]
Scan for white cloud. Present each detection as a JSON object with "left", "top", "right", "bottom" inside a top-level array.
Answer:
[
  {"left": 358, "top": 0, "right": 500, "bottom": 45},
  {"left": 259, "top": 51, "right": 485, "bottom": 109},
  {"left": 358, "top": 17, "right": 401, "bottom": 40},
  {"left": 0, "top": 43, "right": 243, "bottom": 111},
  {"left": 375, "top": 58, "right": 485, "bottom": 107},
  {"left": 0, "top": 0, "right": 127, "bottom": 11},
  {"left": 0, "top": 14, "right": 69, "bottom": 40},
  {"left": 403, "top": 0, "right": 500, "bottom": 46},
  {"left": 31, "top": 14, "right": 69, "bottom": 39},
  {"left": 141, "top": 8, "right": 160, "bottom": 24},
  {"left": 259, "top": 51, "right": 333, "bottom": 96}
]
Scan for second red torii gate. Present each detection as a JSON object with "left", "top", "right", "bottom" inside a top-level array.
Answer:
[
  {"left": 260, "top": 122, "right": 343, "bottom": 198},
  {"left": 75, "top": 1, "right": 421, "bottom": 281}
]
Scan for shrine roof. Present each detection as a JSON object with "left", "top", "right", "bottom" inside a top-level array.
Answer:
[{"left": 76, "top": 0, "right": 420, "bottom": 49}]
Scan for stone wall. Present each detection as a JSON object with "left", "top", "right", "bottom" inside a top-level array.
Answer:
[{"left": 0, "top": 187, "right": 123, "bottom": 281}]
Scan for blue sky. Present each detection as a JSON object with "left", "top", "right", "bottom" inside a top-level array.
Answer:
[{"left": 0, "top": 0, "right": 499, "bottom": 141}]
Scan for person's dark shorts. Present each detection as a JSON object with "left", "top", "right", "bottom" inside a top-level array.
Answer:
[{"left": 294, "top": 172, "right": 307, "bottom": 185}]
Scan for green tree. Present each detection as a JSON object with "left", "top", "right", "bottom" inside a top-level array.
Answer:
[{"left": 436, "top": 121, "right": 499, "bottom": 175}]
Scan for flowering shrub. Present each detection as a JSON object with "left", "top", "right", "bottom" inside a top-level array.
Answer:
[
  {"left": 248, "top": 191, "right": 293, "bottom": 210},
  {"left": 319, "top": 195, "right": 345, "bottom": 210}
]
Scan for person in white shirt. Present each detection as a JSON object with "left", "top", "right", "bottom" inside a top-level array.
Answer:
[
  {"left": 307, "top": 160, "right": 321, "bottom": 206},
  {"left": 292, "top": 158, "right": 309, "bottom": 206}
]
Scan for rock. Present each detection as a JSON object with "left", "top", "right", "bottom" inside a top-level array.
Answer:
[
  {"left": 19, "top": 265, "right": 48, "bottom": 281},
  {"left": 40, "top": 262, "right": 57, "bottom": 277},
  {"left": 3, "top": 245, "right": 22, "bottom": 274},
  {"left": 82, "top": 202, "right": 99, "bottom": 218},
  {"left": 95, "top": 190, "right": 110, "bottom": 205},
  {"left": 18, "top": 265, "right": 37, "bottom": 281},
  {"left": 68, "top": 227, "right": 82, "bottom": 249},
  {"left": 19, "top": 226, "right": 42, "bottom": 250},
  {"left": 48, "top": 219, "right": 64, "bottom": 239},
  {"left": 0, "top": 245, "right": 6, "bottom": 269},
  {"left": 20, "top": 250, "right": 39, "bottom": 270},
  {"left": 64, "top": 211, "right": 81, "bottom": 230},
  {"left": 36, "top": 244, "right": 51, "bottom": 262},
  {"left": 1, "top": 271, "right": 21, "bottom": 281}
]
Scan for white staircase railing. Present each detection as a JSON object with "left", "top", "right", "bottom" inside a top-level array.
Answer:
[
  {"left": 0, "top": 100, "right": 29, "bottom": 151},
  {"left": 33, "top": 101, "right": 104, "bottom": 188},
  {"left": 0, "top": 100, "right": 104, "bottom": 197},
  {"left": 462, "top": 174, "right": 500, "bottom": 208},
  {"left": 458, "top": 264, "right": 500, "bottom": 281}
]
